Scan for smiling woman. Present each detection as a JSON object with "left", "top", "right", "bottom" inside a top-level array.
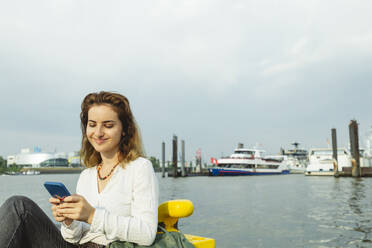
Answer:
[
  {"left": 80, "top": 92, "right": 145, "bottom": 168},
  {"left": 0, "top": 91, "right": 159, "bottom": 248}
]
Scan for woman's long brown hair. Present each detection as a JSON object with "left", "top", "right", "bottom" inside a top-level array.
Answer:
[{"left": 80, "top": 91, "right": 145, "bottom": 168}]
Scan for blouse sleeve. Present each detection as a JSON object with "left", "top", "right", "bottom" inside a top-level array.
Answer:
[
  {"left": 90, "top": 159, "right": 159, "bottom": 246},
  {"left": 60, "top": 170, "right": 91, "bottom": 243}
]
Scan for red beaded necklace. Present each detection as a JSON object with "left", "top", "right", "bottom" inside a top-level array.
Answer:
[{"left": 97, "top": 162, "right": 120, "bottom": 181}]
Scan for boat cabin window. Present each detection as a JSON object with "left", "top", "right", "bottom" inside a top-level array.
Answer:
[
  {"left": 256, "top": 164, "right": 279, "bottom": 169},
  {"left": 235, "top": 150, "right": 254, "bottom": 155},
  {"left": 223, "top": 164, "right": 231, "bottom": 168},
  {"left": 219, "top": 163, "right": 254, "bottom": 168}
]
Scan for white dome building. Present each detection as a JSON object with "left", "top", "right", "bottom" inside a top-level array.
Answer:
[{"left": 7, "top": 148, "right": 54, "bottom": 168}]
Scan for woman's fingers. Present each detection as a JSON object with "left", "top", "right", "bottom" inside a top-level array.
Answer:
[
  {"left": 61, "top": 213, "right": 78, "bottom": 220},
  {"left": 57, "top": 208, "right": 80, "bottom": 220},
  {"left": 57, "top": 205, "right": 81, "bottom": 219},
  {"left": 49, "top": 197, "right": 61, "bottom": 205},
  {"left": 51, "top": 204, "right": 58, "bottom": 212},
  {"left": 58, "top": 202, "right": 79, "bottom": 209},
  {"left": 49, "top": 196, "right": 71, "bottom": 222},
  {"left": 63, "top": 194, "right": 81, "bottom": 203},
  {"left": 52, "top": 194, "right": 95, "bottom": 223},
  {"left": 52, "top": 205, "right": 66, "bottom": 222},
  {"left": 57, "top": 208, "right": 77, "bottom": 214}
]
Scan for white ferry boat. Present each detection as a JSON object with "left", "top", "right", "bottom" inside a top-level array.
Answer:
[
  {"left": 268, "top": 155, "right": 305, "bottom": 174},
  {"left": 305, "top": 148, "right": 351, "bottom": 176},
  {"left": 210, "top": 147, "right": 290, "bottom": 176},
  {"left": 280, "top": 142, "right": 308, "bottom": 174}
]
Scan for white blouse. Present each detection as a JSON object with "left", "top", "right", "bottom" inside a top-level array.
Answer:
[{"left": 61, "top": 157, "right": 159, "bottom": 246}]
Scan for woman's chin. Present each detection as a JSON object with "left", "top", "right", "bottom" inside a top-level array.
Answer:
[
  {"left": 92, "top": 145, "right": 106, "bottom": 153},
  {"left": 93, "top": 145, "right": 117, "bottom": 154}
]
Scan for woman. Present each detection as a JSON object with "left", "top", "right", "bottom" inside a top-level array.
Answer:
[{"left": 0, "top": 91, "right": 159, "bottom": 248}]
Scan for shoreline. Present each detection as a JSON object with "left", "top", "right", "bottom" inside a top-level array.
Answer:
[{"left": 19, "top": 167, "right": 84, "bottom": 174}]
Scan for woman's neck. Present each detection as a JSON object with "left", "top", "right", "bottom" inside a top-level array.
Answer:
[{"left": 100, "top": 149, "right": 120, "bottom": 168}]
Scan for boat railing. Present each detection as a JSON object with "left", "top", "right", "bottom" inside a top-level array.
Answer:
[{"left": 221, "top": 156, "right": 255, "bottom": 160}]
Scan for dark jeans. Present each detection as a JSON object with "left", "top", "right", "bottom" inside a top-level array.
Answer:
[{"left": 0, "top": 195, "right": 78, "bottom": 248}]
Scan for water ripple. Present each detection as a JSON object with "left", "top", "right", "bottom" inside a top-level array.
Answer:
[{"left": 2, "top": 174, "right": 372, "bottom": 247}]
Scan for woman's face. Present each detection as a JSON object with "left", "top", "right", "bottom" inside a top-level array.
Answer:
[{"left": 86, "top": 104, "right": 123, "bottom": 156}]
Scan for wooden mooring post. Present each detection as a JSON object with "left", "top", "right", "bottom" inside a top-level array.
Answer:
[
  {"left": 331, "top": 128, "right": 339, "bottom": 176},
  {"left": 172, "top": 135, "right": 178, "bottom": 178},
  {"left": 181, "top": 140, "right": 186, "bottom": 177},
  {"left": 349, "top": 120, "right": 361, "bottom": 177},
  {"left": 162, "top": 142, "right": 166, "bottom": 178},
  {"left": 198, "top": 156, "right": 202, "bottom": 174}
]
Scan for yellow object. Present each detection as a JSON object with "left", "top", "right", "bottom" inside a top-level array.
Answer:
[
  {"left": 184, "top": 234, "right": 215, "bottom": 248},
  {"left": 158, "top": 199, "right": 215, "bottom": 248},
  {"left": 158, "top": 199, "right": 194, "bottom": 232}
]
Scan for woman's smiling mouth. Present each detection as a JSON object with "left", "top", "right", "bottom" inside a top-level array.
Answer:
[{"left": 94, "top": 138, "right": 108, "bottom": 145}]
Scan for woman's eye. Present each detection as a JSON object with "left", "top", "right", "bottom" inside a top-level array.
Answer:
[
  {"left": 88, "top": 123, "right": 96, "bottom": 127},
  {"left": 105, "top": 125, "right": 114, "bottom": 128}
]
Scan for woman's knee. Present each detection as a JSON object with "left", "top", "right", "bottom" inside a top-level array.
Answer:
[
  {"left": 5, "top": 195, "right": 33, "bottom": 205},
  {"left": 2, "top": 195, "right": 37, "bottom": 215}
]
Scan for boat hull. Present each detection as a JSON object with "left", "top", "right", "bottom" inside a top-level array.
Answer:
[
  {"left": 210, "top": 168, "right": 290, "bottom": 176},
  {"left": 305, "top": 171, "right": 334, "bottom": 176},
  {"left": 289, "top": 169, "right": 306, "bottom": 174}
]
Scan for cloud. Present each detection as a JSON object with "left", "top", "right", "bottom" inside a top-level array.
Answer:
[{"left": 1, "top": 0, "right": 372, "bottom": 159}]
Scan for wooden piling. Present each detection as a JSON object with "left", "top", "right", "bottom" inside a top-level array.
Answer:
[
  {"left": 351, "top": 159, "right": 358, "bottom": 177},
  {"left": 181, "top": 140, "right": 186, "bottom": 177},
  {"left": 331, "top": 128, "right": 339, "bottom": 176},
  {"left": 331, "top": 128, "right": 338, "bottom": 162},
  {"left": 349, "top": 120, "right": 361, "bottom": 177},
  {"left": 172, "top": 135, "right": 178, "bottom": 178},
  {"left": 162, "top": 142, "right": 165, "bottom": 178},
  {"left": 333, "top": 159, "right": 339, "bottom": 177},
  {"left": 198, "top": 155, "right": 202, "bottom": 174}
]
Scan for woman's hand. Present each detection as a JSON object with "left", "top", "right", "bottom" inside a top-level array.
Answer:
[
  {"left": 49, "top": 197, "right": 72, "bottom": 225},
  {"left": 56, "top": 194, "right": 96, "bottom": 224}
]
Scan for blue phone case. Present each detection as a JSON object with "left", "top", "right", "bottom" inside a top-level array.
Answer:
[{"left": 44, "top": 181, "right": 71, "bottom": 199}]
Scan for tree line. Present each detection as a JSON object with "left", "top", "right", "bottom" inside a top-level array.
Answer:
[{"left": 0, "top": 156, "right": 23, "bottom": 174}]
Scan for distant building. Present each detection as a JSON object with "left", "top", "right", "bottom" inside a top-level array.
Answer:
[
  {"left": 7, "top": 148, "right": 54, "bottom": 168},
  {"left": 40, "top": 158, "right": 69, "bottom": 167},
  {"left": 6, "top": 148, "right": 82, "bottom": 168}
]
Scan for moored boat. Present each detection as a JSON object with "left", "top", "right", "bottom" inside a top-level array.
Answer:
[
  {"left": 305, "top": 148, "right": 351, "bottom": 176},
  {"left": 209, "top": 146, "right": 290, "bottom": 176},
  {"left": 22, "top": 169, "right": 41, "bottom": 175},
  {"left": 280, "top": 142, "right": 308, "bottom": 174}
]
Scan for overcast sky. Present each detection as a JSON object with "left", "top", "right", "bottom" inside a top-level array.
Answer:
[{"left": 1, "top": 0, "right": 372, "bottom": 161}]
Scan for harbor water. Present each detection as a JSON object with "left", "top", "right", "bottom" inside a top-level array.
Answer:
[{"left": 1, "top": 173, "right": 372, "bottom": 247}]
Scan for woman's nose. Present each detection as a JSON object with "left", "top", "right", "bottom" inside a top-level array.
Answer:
[{"left": 95, "top": 125, "right": 104, "bottom": 136}]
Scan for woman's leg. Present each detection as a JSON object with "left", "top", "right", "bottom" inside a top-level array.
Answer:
[{"left": 0, "top": 195, "right": 77, "bottom": 248}]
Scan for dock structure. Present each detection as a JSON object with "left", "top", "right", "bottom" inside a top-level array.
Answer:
[
  {"left": 172, "top": 135, "right": 178, "bottom": 178},
  {"left": 349, "top": 120, "right": 361, "bottom": 177},
  {"left": 162, "top": 142, "right": 166, "bottom": 178},
  {"left": 332, "top": 128, "right": 338, "bottom": 163},
  {"left": 336, "top": 120, "right": 372, "bottom": 177},
  {"left": 162, "top": 136, "right": 209, "bottom": 178},
  {"left": 181, "top": 140, "right": 186, "bottom": 177},
  {"left": 331, "top": 128, "right": 339, "bottom": 177},
  {"left": 340, "top": 166, "right": 372, "bottom": 177}
]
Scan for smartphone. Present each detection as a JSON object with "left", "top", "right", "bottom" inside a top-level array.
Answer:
[{"left": 44, "top": 181, "right": 71, "bottom": 201}]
